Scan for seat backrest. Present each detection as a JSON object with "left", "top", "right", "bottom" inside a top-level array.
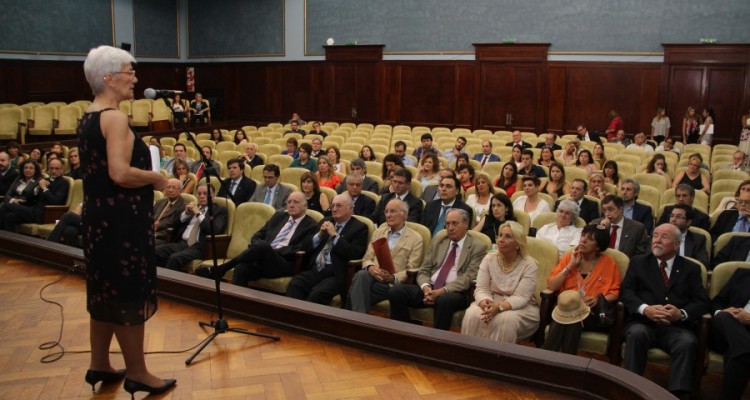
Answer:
[
  {"left": 0, "top": 107, "right": 23, "bottom": 133},
  {"left": 68, "top": 179, "right": 84, "bottom": 211},
  {"left": 405, "top": 221, "right": 432, "bottom": 265},
  {"left": 714, "top": 232, "right": 750, "bottom": 258},
  {"left": 513, "top": 209, "right": 531, "bottom": 235},
  {"left": 526, "top": 237, "right": 560, "bottom": 303},
  {"left": 280, "top": 167, "right": 310, "bottom": 189},
  {"left": 602, "top": 248, "right": 629, "bottom": 280},
  {"left": 226, "top": 203, "right": 276, "bottom": 258},
  {"left": 211, "top": 197, "right": 235, "bottom": 234},
  {"left": 710, "top": 262, "right": 750, "bottom": 298}
]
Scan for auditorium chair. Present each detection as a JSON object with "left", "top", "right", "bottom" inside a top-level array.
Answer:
[
  {"left": 258, "top": 143, "right": 281, "bottom": 156},
  {"left": 538, "top": 248, "right": 629, "bottom": 361},
  {"left": 661, "top": 188, "right": 709, "bottom": 214},
  {"left": 55, "top": 105, "right": 83, "bottom": 136},
  {"left": 711, "top": 179, "right": 743, "bottom": 198},
  {"left": 712, "top": 169, "right": 750, "bottom": 182},
  {"left": 129, "top": 99, "right": 152, "bottom": 131},
  {"left": 36, "top": 179, "right": 84, "bottom": 240},
  {"left": 0, "top": 106, "right": 25, "bottom": 143},
  {"left": 189, "top": 197, "right": 235, "bottom": 274},
  {"left": 510, "top": 191, "right": 554, "bottom": 211},
  {"left": 632, "top": 172, "right": 670, "bottom": 192},
  {"left": 27, "top": 104, "right": 58, "bottom": 139},
  {"left": 513, "top": 209, "right": 531, "bottom": 236}
]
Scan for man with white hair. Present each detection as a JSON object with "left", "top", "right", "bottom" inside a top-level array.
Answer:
[
  {"left": 723, "top": 150, "right": 748, "bottom": 172},
  {"left": 620, "top": 223, "right": 710, "bottom": 399},
  {"left": 626, "top": 132, "right": 654, "bottom": 153},
  {"left": 239, "top": 142, "right": 263, "bottom": 169},
  {"left": 536, "top": 199, "right": 582, "bottom": 255}
]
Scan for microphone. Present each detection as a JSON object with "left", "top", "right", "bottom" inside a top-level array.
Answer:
[{"left": 143, "top": 88, "right": 183, "bottom": 99}]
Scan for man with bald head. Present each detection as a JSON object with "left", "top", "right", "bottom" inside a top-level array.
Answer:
[
  {"left": 153, "top": 178, "right": 187, "bottom": 245},
  {"left": 198, "top": 191, "right": 319, "bottom": 285},
  {"left": 286, "top": 193, "right": 369, "bottom": 305},
  {"left": 0, "top": 151, "right": 18, "bottom": 195},
  {"left": 240, "top": 142, "right": 263, "bottom": 169},
  {"left": 620, "top": 223, "right": 710, "bottom": 398}
]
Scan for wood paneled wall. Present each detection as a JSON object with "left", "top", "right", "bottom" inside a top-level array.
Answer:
[{"left": 1, "top": 46, "right": 747, "bottom": 145}]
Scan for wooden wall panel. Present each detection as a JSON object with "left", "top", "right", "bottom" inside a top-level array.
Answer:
[
  {"left": 510, "top": 65, "right": 543, "bottom": 132},
  {"left": 331, "top": 64, "right": 356, "bottom": 121},
  {"left": 454, "top": 65, "right": 475, "bottom": 128},
  {"left": 399, "top": 64, "right": 457, "bottom": 126},
  {"left": 355, "top": 64, "right": 378, "bottom": 123},
  {"left": 380, "top": 64, "right": 402, "bottom": 124},
  {"left": 478, "top": 65, "right": 511, "bottom": 129},
  {"left": 706, "top": 67, "right": 745, "bottom": 137},
  {"left": 546, "top": 66, "right": 567, "bottom": 133}
]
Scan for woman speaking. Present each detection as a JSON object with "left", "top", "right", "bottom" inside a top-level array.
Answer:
[{"left": 79, "top": 46, "right": 174, "bottom": 398}]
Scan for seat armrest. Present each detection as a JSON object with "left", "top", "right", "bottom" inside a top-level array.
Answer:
[
  {"left": 294, "top": 250, "right": 307, "bottom": 274},
  {"left": 607, "top": 302, "right": 626, "bottom": 365},
  {"left": 43, "top": 205, "right": 69, "bottom": 223},
  {"left": 346, "top": 259, "right": 363, "bottom": 293},
  {"left": 534, "top": 289, "right": 559, "bottom": 347},
  {"left": 405, "top": 269, "right": 419, "bottom": 285}
]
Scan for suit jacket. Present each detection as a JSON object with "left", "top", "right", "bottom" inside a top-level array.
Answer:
[
  {"left": 241, "top": 156, "right": 264, "bottom": 169},
  {"left": 713, "top": 236, "right": 750, "bottom": 268},
  {"left": 711, "top": 209, "right": 742, "bottom": 242},
  {"left": 683, "top": 230, "right": 709, "bottom": 269},
  {"left": 472, "top": 153, "right": 501, "bottom": 163},
  {"left": 557, "top": 197, "right": 600, "bottom": 223},
  {"left": 421, "top": 199, "right": 474, "bottom": 235},
  {"left": 252, "top": 211, "right": 318, "bottom": 262},
  {"left": 372, "top": 192, "right": 423, "bottom": 226},
  {"left": 153, "top": 196, "right": 186, "bottom": 242},
  {"left": 218, "top": 176, "right": 256, "bottom": 205},
  {"left": 352, "top": 194, "right": 376, "bottom": 218},
  {"left": 421, "top": 185, "right": 440, "bottom": 203},
  {"left": 336, "top": 176, "right": 379, "bottom": 194},
  {"left": 578, "top": 132, "right": 602, "bottom": 144},
  {"left": 535, "top": 142, "right": 562, "bottom": 151},
  {"left": 34, "top": 176, "right": 70, "bottom": 223},
  {"left": 4, "top": 177, "right": 39, "bottom": 205},
  {"left": 417, "top": 233, "right": 488, "bottom": 293},
  {"left": 590, "top": 217, "right": 650, "bottom": 257},
  {"left": 657, "top": 205, "right": 710, "bottom": 232},
  {"left": 620, "top": 253, "right": 710, "bottom": 328},
  {"left": 711, "top": 268, "right": 750, "bottom": 313},
  {"left": 361, "top": 225, "right": 424, "bottom": 282},
  {"left": 506, "top": 141, "right": 532, "bottom": 149},
  {"left": 251, "top": 183, "right": 293, "bottom": 212},
  {"left": 304, "top": 216, "right": 369, "bottom": 300},
  {"left": 0, "top": 168, "right": 18, "bottom": 196},
  {"left": 174, "top": 203, "right": 228, "bottom": 246},
  {"left": 629, "top": 201, "right": 654, "bottom": 235}
]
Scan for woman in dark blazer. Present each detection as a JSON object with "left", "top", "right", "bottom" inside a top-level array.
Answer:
[{"left": 0, "top": 159, "right": 43, "bottom": 231}]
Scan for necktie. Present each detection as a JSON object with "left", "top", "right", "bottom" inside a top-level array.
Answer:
[
  {"left": 186, "top": 207, "right": 203, "bottom": 246},
  {"left": 608, "top": 224, "right": 618, "bottom": 249},
  {"left": 317, "top": 224, "right": 343, "bottom": 271},
  {"left": 481, "top": 155, "right": 488, "bottom": 168},
  {"left": 433, "top": 242, "right": 458, "bottom": 289},
  {"left": 229, "top": 181, "right": 237, "bottom": 195},
  {"left": 263, "top": 188, "right": 272, "bottom": 205},
  {"left": 433, "top": 205, "right": 450, "bottom": 236},
  {"left": 733, "top": 216, "right": 749, "bottom": 233},
  {"left": 154, "top": 202, "right": 173, "bottom": 227},
  {"left": 270, "top": 218, "right": 296, "bottom": 249},
  {"left": 659, "top": 260, "right": 669, "bottom": 287}
]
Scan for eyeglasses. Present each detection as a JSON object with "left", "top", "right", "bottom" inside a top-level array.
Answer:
[{"left": 112, "top": 71, "right": 135, "bottom": 76}]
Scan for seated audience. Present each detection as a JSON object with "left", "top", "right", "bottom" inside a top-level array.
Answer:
[
  {"left": 163, "top": 143, "right": 194, "bottom": 173},
  {"left": 559, "top": 140, "right": 578, "bottom": 166},
  {"left": 6, "top": 141, "right": 24, "bottom": 171},
  {"left": 592, "top": 143, "right": 607, "bottom": 168},
  {"left": 672, "top": 153, "right": 710, "bottom": 195},
  {"left": 610, "top": 129, "right": 632, "bottom": 146},
  {"left": 315, "top": 155, "right": 342, "bottom": 191},
  {"left": 0, "top": 159, "right": 68, "bottom": 232},
  {"left": 394, "top": 141, "right": 416, "bottom": 167},
  {"left": 337, "top": 158, "right": 379, "bottom": 194},
  {"left": 371, "top": 168, "right": 423, "bottom": 225},
  {"left": 714, "top": 179, "right": 750, "bottom": 213},
  {"left": 210, "top": 128, "right": 223, "bottom": 143},
  {"left": 47, "top": 203, "right": 82, "bottom": 247},
  {"left": 286, "top": 193, "right": 368, "bottom": 305},
  {"left": 172, "top": 158, "right": 195, "bottom": 194},
  {"left": 519, "top": 149, "right": 547, "bottom": 178},
  {"left": 443, "top": 136, "right": 467, "bottom": 164},
  {"left": 281, "top": 137, "right": 299, "bottom": 159},
  {"left": 539, "top": 162, "right": 570, "bottom": 202},
  {"left": 473, "top": 140, "right": 501, "bottom": 169},
  {"left": 417, "top": 152, "right": 441, "bottom": 189},
  {"left": 346, "top": 199, "right": 424, "bottom": 313},
  {"left": 465, "top": 173, "right": 495, "bottom": 224},
  {"left": 388, "top": 208, "right": 487, "bottom": 330},
  {"left": 626, "top": 132, "right": 654, "bottom": 153},
  {"left": 190, "top": 145, "right": 221, "bottom": 180},
  {"left": 234, "top": 129, "right": 249, "bottom": 145},
  {"left": 0, "top": 151, "right": 19, "bottom": 195},
  {"left": 218, "top": 158, "right": 256, "bottom": 205},
  {"left": 189, "top": 92, "right": 210, "bottom": 126},
  {"left": 620, "top": 178, "right": 654, "bottom": 236},
  {"left": 239, "top": 142, "right": 263, "bottom": 169},
  {"left": 474, "top": 193, "right": 516, "bottom": 243},
  {"left": 461, "top": 220, "right": 539, "bottom": 343},
  {"left": 536, "top": 200, "right": 582, "bottom": 255},
  {"left": 668, "top": 204, "right": 709, "bottom": 268},
  {"left": 602, "top": 160, "right": 620, "bottom": 187},
  {"left": 512, "top": 176, "right": 550, "bottom": 225},
  {"left": 536, "top": 133, "right": 562, "bottom": 151},
  {"left": 575, "top": 149, "right": 596, "bottom": 177},
  {"left": 587, "top": 172, "right": 611, "bottom": 201},
  {"left": 288, "top": 112, "right": 306, "bottom": 125},
  {"left": 713, "top": 235, "right": 750, "bottom": 268},
  {"left": 285, "top": 121, "right": 306, "bottom": 136},
  {"left": 326, "top": 146, "right": 348, "bottom": 175},
  {"left": 153, "top": 178, "right": 186, "bottom": 245},
  {"left": 640, "top": 153, "right": 671, "bottom": 189},
  {"left": 66, "top": 148, "right": 82, "bottom": 180},
  {"left": 506, "top": 130, "right": 532, "bottom": 149},
  {"left": 341, "top": 173, "right": 376, "bottom": 218},
  {"left": 494, "top": 161, "right": 519, "bottom": 197},
  {"left": 510, "top": 144, "right": 523, "bottom": 169},
  {"left": 251, "top": 164, "right": 292, "bottom": 212},
  {"left": 413, "top": 133, "right": 440, "bottom": 161},
  {"left": 421, "top": 169, "right": 455, "bottom": 202},
  {"left": 620, "top": 223, "right": 709, "bottom": 399},
  {"left": 289, "top": 143, "right": 318, "bottom": 172},
  {"left": 309, "top": 121, "right": 327, "bottom": 138},
  {"left": 542, "top": 224, "right": 621, "bottom": 354},
  {"left": 722, "top": 150, "right": 748, "bottom": 172},
  {"left": 712, "top": 191, "right": 750, "bottom": 242},
  {"left": 457, "top": 164, "right": 475, "bottom": 192},
  {"left": 655, "top": 136, "right": 679, "bottom": 155},
  {"left": 591, "top": 195, "right": 649, "bottom": 257},
  {"left": 380, "top": 154, "right": 405, "bottom": 192},
  {"left": 555, "top": 178, "right": 600, "bottom": 224},
  {"left": 422, "top": 176, "right": 473, "bottom": 237},
  {"left": 538, "top": 146, "right": 557, "bottom": 169},
  {"left": 358, "top": 145, "right": 376, "bottom": 162},
  {"left": 577, "top": 125, "right": 602, "bottom": 144},
  {"left": 656, "top": 184, "right": 710, "bottom": 231},
  {"left": 301, "top": 172, "right": 329, "bottom": 213},
  {"left": 155, "top": 183, "right": 228, "bottom": 271},
  {"left": 310, "top": 138, "right": 325, "bottom": 158}
]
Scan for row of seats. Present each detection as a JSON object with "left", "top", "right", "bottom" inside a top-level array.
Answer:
[{"left": 0, "top": 101, "right": 92, "bottom": 143}]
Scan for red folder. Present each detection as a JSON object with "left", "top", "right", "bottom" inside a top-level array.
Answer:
[{"left": 371, "top": 237, "right": 396, "bottom": 274}]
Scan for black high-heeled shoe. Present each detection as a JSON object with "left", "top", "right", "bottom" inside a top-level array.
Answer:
[
  {"left": 123, "top": 377, "right": 176, "bottom": 399},
  {"left": 84, "top": 369, "right": 126, "bottom": 392}
]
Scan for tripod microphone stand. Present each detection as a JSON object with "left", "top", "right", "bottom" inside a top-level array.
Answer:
[{"left": 153, "top": 94, "right": 279, "bottom": 365}]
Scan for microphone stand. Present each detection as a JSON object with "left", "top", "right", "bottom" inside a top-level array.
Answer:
[{"left": 156, "top": 96, "right": 279, "bottom": 366}]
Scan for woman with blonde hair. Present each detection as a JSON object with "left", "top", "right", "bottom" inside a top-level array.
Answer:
[
  {"left": 461, "top": 221, "right": 539, "bottom": 343},
  {"left": 650, "top": 107, "right": 671, "bottom": 144},
  {"left": 465, "top": 173, "right": 496, "bottom": 223},
  {"left": 682, "top": 106, "right": 700, "bottom": 144},
  {"left": 315, "top": 155, "right": 342, "bottom": 191},
  {"left": 587, "top": 173, "right": 610, "bottom": 200}
]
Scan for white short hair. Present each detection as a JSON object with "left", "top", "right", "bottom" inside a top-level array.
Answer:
[{"left": 83, "top": 45, "right": 136, "bottom": 95}]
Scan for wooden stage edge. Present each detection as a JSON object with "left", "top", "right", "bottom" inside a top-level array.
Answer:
[{"left": 0, "top": 231, "right": 675, "bottom": 400}]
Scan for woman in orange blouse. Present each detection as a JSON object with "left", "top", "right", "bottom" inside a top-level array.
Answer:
[
  {"left": 315, "top": 155, "right": 342, "bottom": 191},
  {"left": 541, "top": 224, "right": 622, "bottom": 355}
]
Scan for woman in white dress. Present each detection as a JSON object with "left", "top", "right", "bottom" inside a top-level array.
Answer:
[
  {"left": 461, "top": 221, "right": 539, "bottom": 343},
  {"left": 512, "top": 176, "right": 550, "bottom": 224}
]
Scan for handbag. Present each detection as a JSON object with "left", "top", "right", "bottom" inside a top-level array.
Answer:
[{"left": 594, "top": 294, "right": 615, "bottom": 328}]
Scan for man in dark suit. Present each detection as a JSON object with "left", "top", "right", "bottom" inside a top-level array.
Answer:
[
  {"left": 472, "top": 140, "right": 501, "bottom": 170},
  {"left": 153, "top": 178, "right": 187, "bottom": 245},
  {"left": 656, "top": 184, "right": 710, "bottom": 231},
  {"left": 286, "top": 193, "right": 369, "bottom": 305},
  {"left": 1, "top": 158, "right": 69, "bottom": 231},
  {"left": 518, "top": 149, "right": 547, "bottom": 178},
  {"left": 218, "top": 158, "right": 256, "bottom": 205},
  {"left": 620, "top": 223, "right": 710, "bottom": 398},
  {"left": 251, "top": 164, "right": 293, "bottom": 212},
  {"left": 421, "top": 169, "right": 455, "bottom": 203},
  {"left": 590, "top": 195, "right": 650, "bottom": 257},
  {"left": 669, "top": 204, "right": 709, "bottom": 268},
  {"left": 710, "top": 267, "right": 750, "bottom": 400},
  {"left": 155, "top": 183, "right": 228, "bottom": 271},
  {"left": 199, "top": 192, "right": 318, "bottom": 284},
  {"left": 336, "top": 159, "right": 379, "bottom": 194},
  {"left": 713, "top": 235, "right": 750, "bottom": 268},
  {"left": 239, "top": 143, "right": 263, "bottom": 169},
  {"left": 284, "top": 120, "right": 306, "bottom": 136},
  {"left": 190, "top": 145, "right": 221, "bottom": 179},
  {"left": 576, "top": 125, "right": 602, "bottom": 144},
  {"left": 505, "top": 130, "right": 532, "bottom": 149},
  {"left": 0, "top": 151, "right": 18, "bottom": 195},
  {"left": 535, "top": 133, "right": 562, "bottom": 151},
  {"left": 388, "top": 208, "right": 487, "bottom": 330},
  {"left": 555, "top": 179, "right": 600, "bottom": 223},
  {"left": 711, "top": 191, "right": 750, "bottom": 242},
  {"left": 621, "top": 178, "right": 654, "bottom": 235},
  {"left": 310, "top": 138, "right": 325, "bottom": 158},
  {"left": 371, "top": 168, "right": 423, "bottom": 225},
  {"left": 422, "top": 175, "right": 473, "bottom": 237},
  {"left": 341, "top": 173, "right": 375, "bottom": 218}
]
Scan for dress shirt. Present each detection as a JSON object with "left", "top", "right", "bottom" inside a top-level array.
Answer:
[
  {"left": 679, "top": 231, "right": 687, "bottom": 257},
  {"left": 181, "top": 207, "right": 205, "bottom": 242},
  {"left": 273, "top": 215, "right": 306, "bottom": 249},
  {"left": 536, "top": 223, "right": 582, "bottom": 255},
  {"left": 229, "top": 178, "right": 242, "bottom": 196},
  {"left": 264, "top": 184, "right": 277, "bottom": 205},
  {"left": 623, "top": 202, "right": 635, "bottom": 220},
  {"left": 423, "top": 235, "right": 467, "bottom": 290}
]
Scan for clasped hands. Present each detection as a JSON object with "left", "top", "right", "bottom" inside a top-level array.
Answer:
[
  {"left": 422, "top": 285, "right": 445, "bottom": 305},
  {"left": 367, "top": 266, "right": 394, "bottom": 284},
  {"left": 721, "top": 307, "right": 750, "bottom": 325},
  {"left": 644, "top": 304, "right": 682, "bottom": 325},
  {"left": 185, "top": 202, "right": 201, "bottom": 215},
  {"left": 478, "top": 299, "right": 500, "bottom": 324},
  {"left": 319, "top": 221, "right": 337, "bottom": 238}
]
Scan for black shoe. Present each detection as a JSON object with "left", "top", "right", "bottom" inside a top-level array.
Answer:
[
  {"left": 84, "top": 369, "right": 126, "bottom": 392},
  {"left": 123, "top": 378, "right": 176, "bottom": 399},
  {"left": 194, "top": 267, "right": 213, "bottom": 278}
]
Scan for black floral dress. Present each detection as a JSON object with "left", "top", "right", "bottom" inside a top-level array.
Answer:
[{"left": 78, "top": 109, "right": 157, "bottom": 324}]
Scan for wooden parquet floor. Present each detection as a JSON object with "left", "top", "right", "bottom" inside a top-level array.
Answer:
[{"left": 0, "top": 256, "right": 573, "bottom": 400}]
